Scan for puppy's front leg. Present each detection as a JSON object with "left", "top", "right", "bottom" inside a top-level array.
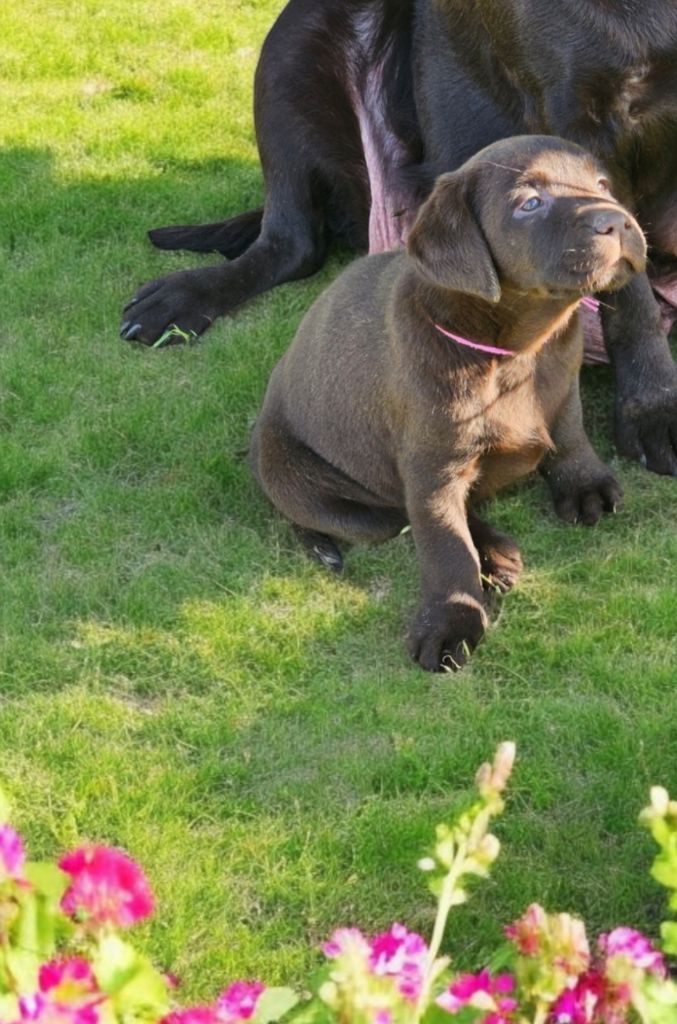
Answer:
[
  {"left": 541, "top": 377, "right": 623, "bottom": 526},
  {"left": 404, "top": 467, "right": 487, "bottom": 671}
]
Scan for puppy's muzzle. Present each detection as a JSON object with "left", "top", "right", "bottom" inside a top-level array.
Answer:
[{"left": 577, "top": 203, "right": 647, "bottom": 275}]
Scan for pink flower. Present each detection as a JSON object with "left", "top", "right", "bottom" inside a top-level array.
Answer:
[
  {"left": 216, "top": 982, "right": 265, "bottom": 1023},
  {"left": 18, "top": 958, "right": 104, "bottom": 1024},
  {"left": 372, "top": 1013, "right": 391, "bottom": 1024},
  {"left": 437, "top": 970, "right": 517, "bottom": 1023},
  {"left": 505, "top": 904, "right": 547, "bottom": 956},
  {"left": 369, "top": 923, "right": 428, "bottom": 1002},
  {"left": 598, "top": 928, "right": 665, "bottom": 977},
  {"left": 161, "top": 984, "right": 265, "bottom": 1024},
  {"left": 162, "top": 1010, "right": 218, "bottom": 1024},
  {"left": 549, "top": 973, "right": 605, "bottom": 1024},
  {"left": 0, "top": 825, "right": 26, "bottom": 883},
  {"left": 323, "top": 928, "right": 371, "bottom": 960},
  {"left": 39, "top": 959, "right": 98, "bottom": 1000},
  {"left": 59, "top": 845, "right": 154, "bottom": 929},
  {"left": 505, "top": 905, "right": 589, "bottom": 987},
  {"left": 19, "top": 992, "right": 98, "bottom": 1024}
]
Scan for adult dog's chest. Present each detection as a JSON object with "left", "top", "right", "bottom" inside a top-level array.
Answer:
[{"left": 583, "top": 58, "right": 677, "bottom": 131}]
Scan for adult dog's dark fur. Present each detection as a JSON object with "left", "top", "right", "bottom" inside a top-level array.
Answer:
[
  {"left": 248, "top": 136, "right": 645, "bottom": 670},
  {"left": 121, "top": 0, "right": 677, "bottom": 475}
]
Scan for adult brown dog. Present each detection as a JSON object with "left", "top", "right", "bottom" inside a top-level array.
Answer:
[
  {"left": 248, "top": 136, "right": 645, "bottom": 670},
  {"left": 121, "top": 0, "right": 677, "bottom": 477}
]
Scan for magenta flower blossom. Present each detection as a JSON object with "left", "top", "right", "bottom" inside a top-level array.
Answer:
[
  {"left": 216, "top": 981, "right": 265, "bottom": 1022},
  {"left": 323, "top": 927, "right": 371, "bottom": 960},
  {"left": 18, "top": 958, "right": 104, "bottom": 1024},
  {"left": 0, "top": 825, "right": 26, "bottom": 883},
  {"left": 549, "top": 972, "right": 605, "bottom": 1024},
  {"left": 372, "top": 1012, "right": 392, "bottom": 1024},
  {"left": 39, "top": 959, "right": 98, "bottom": 999},
  {"left": 599, "top": 927, "right": 665, "bottom": 976},
  {"left": 162, "top": 983, "right": 265, "bottom": 1024},
  {"left": 437, "top": 970, "right": 517, "bottom": 1023},
  {"left": 59, "top": 845, "right": 154, "bottom": 929},
  {"left": 369, "top": 923, "right": 428, "bottom": 1002},
  {"left": 19, "top": 992, "right": 99, "bottom": 1024},
  {"left": 162, "top": 1009, "right": 219, "bottom": 1024}
]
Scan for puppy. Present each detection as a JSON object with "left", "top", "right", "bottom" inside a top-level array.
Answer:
[{"left": 249, "top": 137, "right": 646, "bottom": 671}]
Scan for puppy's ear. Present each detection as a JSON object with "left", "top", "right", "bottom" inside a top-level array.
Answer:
[{"left": 407, "top": 171, "right": 501, "bottom": 303}]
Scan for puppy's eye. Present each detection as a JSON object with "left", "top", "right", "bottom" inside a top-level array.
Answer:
[
  {"left": 597, "top": 178, "right": 611, "bottom": 192},
  {"left": 520, "top": 196, "right": 543, "bottom": 212}
]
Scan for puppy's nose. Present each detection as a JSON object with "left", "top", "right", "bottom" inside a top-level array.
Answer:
[{"left": 591, "top": 208, "right": 633, "bottom": 236}]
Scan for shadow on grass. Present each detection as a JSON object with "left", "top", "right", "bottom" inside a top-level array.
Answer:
[{"left": 0, "top": 145, "right": 263, "bottom": 264}]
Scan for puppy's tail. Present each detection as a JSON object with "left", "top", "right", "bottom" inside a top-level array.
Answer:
[{"left": 148, "top": 207, "right": 263, "bottom": 258}]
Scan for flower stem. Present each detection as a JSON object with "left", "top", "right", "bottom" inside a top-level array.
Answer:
[{"left": 415, "top": 839, "right": 468, "bottom": 1022}]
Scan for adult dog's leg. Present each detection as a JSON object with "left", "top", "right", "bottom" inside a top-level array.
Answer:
[
  {"left": 600, "top": 274, "right": 677, "bottom": 476},
  {"left": 121, "top": 1, "right": 370, "bottom": 347},
  {"left": 120, "top": 171, "right": 327, "bottom": 346}
]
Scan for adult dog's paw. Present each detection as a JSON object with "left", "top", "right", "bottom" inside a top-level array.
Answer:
[
  {"left": 407, "top": 596, "right": 487, "bottom": 672},
  {"left": 614, "top": 376, "right": 677, "bottom": 477},
  {"left": 121, "top": 268, "right": 220, "bottom": 347},
  {"left": 550, "top": 464, "right": 623, "bottom": 526}
]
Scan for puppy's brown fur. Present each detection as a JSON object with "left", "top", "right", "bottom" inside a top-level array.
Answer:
[{"left": 249, "top": 136, "right": 646, "bottom": 671}]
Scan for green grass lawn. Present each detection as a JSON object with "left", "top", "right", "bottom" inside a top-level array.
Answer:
[{"left": 1, "top": 0, "right": 676, "bottom": 1001}]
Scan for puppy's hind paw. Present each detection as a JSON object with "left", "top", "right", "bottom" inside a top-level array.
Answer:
[{"left": 293, "top": 527, "right": 343, "bottom": 573}]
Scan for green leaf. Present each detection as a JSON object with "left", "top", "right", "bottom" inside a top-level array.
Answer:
[
  {"left": 651, "top": 857, "right": 677, "bottom": 892},
  {"left": 638, "top": 976, "right": 677, "bottom": 1024},
  {"left": 253, "top": 987, "right": 299, "bottom": 1024},
  {"left": 286, "top": 996, "right": 334, "bottom": 1024},
  {"left": 24, "top": 862, "right": 69, "bottom": 904},
  {"left": 660, "top": 921, "right": 677, "bottom": 956},
  {"left": 14, "top": 888, "right": 39, "bottom": 957},
  {"left": 94, "top": 935, "right": 144, "bottom": 995},
  {"left": 114, "top": 957, "right": 170, "bottom": 1015},
  {"left": 93, "top": 935, "right": 170, "bottom": 1016},
  {"left": 486, "top": 941, "right": 516, "bottom": 974},
  {"left": 0, "top": 995, "right": 19, "bottom": 1021},
  {"left": 422, "top": 1003, "right": 484, "bottom": 1024},
  {"left": 5, "top": 947, "right": 39, "bottom": 994},
  {"left": 0, "top": 789, "right": 10, "bottom": 825}
]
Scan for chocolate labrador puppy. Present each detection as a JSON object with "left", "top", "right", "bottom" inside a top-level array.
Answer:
[
  {"left": 121, "top": 0, "right": 677, "bottom": 477},
  {"left": 248, "top": 136, "right": 645, "bottom": 670}
]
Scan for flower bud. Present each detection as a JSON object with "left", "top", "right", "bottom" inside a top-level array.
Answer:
[
  {"left": 650, "top": 787, "right": 669, "bottom": 817},
  {"left": 418, "top": 857, "right": 436, "bottom": 872}
]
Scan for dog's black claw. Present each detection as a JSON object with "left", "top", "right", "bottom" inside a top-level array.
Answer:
[
  {"left": 121, "top": 322, "right": 142, "bottom": 341},
  {"left": 293, "top": 527, "right": 343, "bottom": 573},
  {"left": 313, "top": 540, "right": 343, "bottom": 572}
]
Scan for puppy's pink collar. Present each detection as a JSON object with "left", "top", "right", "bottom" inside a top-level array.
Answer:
[
  {"left": 433, "top": 295, "right": 601, "bottom": 357},
  {"left": 432, "top": 321, "right": 515, "bottom": 356}
]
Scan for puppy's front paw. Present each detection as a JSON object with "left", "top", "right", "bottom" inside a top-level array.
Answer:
[
  {"left": 407, "top": 596, "right": 487, "bottom": 672},
  {"left": 549, "top": 463, "right": 623, "bottom": 526}
]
